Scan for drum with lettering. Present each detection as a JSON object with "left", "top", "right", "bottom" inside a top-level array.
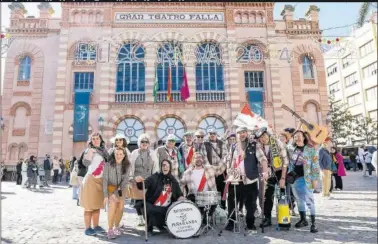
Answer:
[{"left": 165, "top": 200, "right": 202, "bottom": 239}]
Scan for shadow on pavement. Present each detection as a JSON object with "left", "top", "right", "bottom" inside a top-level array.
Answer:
[
  {"left": 1, "top": 196, "right": 6, "bottom": 200},
  {"left": 1, "top": 237, "right": 13, "bottom": 243},
  {"left": 1, "top": 192, "right": 16, "bottom": 195}
]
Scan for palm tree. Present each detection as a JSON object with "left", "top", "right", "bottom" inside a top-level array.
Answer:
[{"left": 357, "top": 2, "right": 377, "bottom": 27}]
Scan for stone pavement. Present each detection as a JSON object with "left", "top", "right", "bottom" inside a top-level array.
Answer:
[{"left": 1, "top": 171, "right": 377, "bottom": 244}]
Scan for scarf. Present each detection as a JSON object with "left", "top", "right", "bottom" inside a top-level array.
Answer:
[
  {"left": 94, "top": 146, "right": 109, "bottom": 162},
  {"left": 269, "top": 136, "right": 282, "bottom": 170}
]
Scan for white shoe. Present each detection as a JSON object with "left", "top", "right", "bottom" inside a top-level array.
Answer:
[
  {"left": 369, "top": 175, "right": 373, "bottom": 178},
  {"left": 137, "top": 216, "right": 145, "bottom": 226}
]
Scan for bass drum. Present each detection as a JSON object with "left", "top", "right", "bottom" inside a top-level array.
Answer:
[{"left": 165, "top": 200, "right": 202, "bottom": 239}]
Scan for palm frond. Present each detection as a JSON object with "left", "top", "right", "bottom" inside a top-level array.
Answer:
[{"left": 357, "top": 2, "right": 371, "bottom": 27}]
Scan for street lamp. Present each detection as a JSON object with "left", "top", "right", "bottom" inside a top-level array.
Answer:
[{"left": 98, "top": 116, "right": 104, "bottom": 134}]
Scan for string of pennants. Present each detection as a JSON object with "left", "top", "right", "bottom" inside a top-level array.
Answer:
[{"left": 317, "top": 37, "right": 344, "bottom": 45}]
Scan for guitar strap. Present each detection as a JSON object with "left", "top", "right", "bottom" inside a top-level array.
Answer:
[{"left": 269, "top": 136, "right": 282, "bottom": 171}]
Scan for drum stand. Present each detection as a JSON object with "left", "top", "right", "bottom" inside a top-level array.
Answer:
[
  {"left": 200, "top": 205, "right": 215, "bottom": 235},
  {"left": 218, "top": 182, "right": 244, "bottom": 235}
]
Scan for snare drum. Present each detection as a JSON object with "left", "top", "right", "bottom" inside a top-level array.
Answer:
[
  {"left": 165, "top": 200, "right": 202, "bottom": 239},
  {"left": 196, "top": 191, "right": 221, "bottom": 206}
]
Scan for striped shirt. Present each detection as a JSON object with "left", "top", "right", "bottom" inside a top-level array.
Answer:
[{"left": 103, "top": 162, "right": 130, "bottom": 197}]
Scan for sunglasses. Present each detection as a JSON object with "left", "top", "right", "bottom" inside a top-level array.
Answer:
[
  {"left": 141, "top": 141, "right": 149, "bottom": 144},
  {"left": 196, "top": 136, "right": 204, "bottom": 139},
  {"left": 115, "top": 139, "right": 123, "bottom": 141},
  {"left": 209, "top": 133, "right": 216, "bottom": 135}
]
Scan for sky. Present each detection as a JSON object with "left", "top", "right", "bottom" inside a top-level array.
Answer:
[{"left": 0, "top": 2, "right": 367, "bottom": 92}]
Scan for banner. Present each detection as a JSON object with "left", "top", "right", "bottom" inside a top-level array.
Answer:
[
  {"left": 73, "top": 92, "right": 90, "bottom": 142},
  {"left": 247, "top": 90, "right": 264, "bottom": 117}
]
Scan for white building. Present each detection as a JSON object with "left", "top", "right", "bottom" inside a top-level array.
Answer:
[{"left": 324, "top": 13, "right": 377, "bottom": 144}]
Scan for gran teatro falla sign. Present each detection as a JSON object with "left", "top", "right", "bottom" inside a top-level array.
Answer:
[{"left": 115, "top": 12, "right": 225, "bottom": 23}]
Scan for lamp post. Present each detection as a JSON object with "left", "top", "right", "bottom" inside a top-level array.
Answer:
[{"left": 98, "top": 116, "right": 104, "bottom": 134}]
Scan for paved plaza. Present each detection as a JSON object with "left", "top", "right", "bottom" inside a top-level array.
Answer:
[{"left": 1, "top": 171, "right": 377, "bottom": 244}]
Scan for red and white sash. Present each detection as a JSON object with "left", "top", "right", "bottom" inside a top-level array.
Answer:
[
  {"left": 186, "top": 146, "right": 194, "bottom": 167},
  {"left": 197, "top": 171, "right": 207, "bottom": 192},
  {"left": 154, "top": 185, "right": 172, "bottom": 206}
]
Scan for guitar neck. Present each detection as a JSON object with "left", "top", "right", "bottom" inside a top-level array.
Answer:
[{"left": 281, "top": 105, "right": 312, "bottom": 128}]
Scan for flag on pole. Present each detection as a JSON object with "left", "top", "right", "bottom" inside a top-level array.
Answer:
[
  {"left": 167, "top": 65, "right": 173, "bottom": 102},
  {"left": 180, "top": 66, "right": 190, "bottom": 101},
  {"left": 233, "top": 104, "right": 272, "bottom": 132},
  {"left": 153, "top": 67, "right": 159, "bottom": 102}
]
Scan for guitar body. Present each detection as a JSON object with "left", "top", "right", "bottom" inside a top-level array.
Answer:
[
  {"left": 281, "top": 104, "right": 329, "bottom": 144},
  {"left": 301, "top": 123, "right": 328, "bottom": 145}
]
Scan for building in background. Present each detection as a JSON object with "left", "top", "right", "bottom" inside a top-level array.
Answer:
[
  {"left": 324, "top": 12, "right": 377, "bottom": 144},
  {"left": 1, "top": 2, "right": 329, "bottom": 163}
]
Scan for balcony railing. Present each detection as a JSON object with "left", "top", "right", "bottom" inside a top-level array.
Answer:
[
  {"left": 196, "top": 91, "right": 225, "bottom": 102},
  {"left": 155, "top": 92, "right": 182, "bottom": 103},
  {"left": 115, "top": 92, "right": 145, "bottom": 103}
]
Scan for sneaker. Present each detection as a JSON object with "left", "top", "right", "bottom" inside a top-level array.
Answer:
[
  {"left": 247, "top": 225, "right": 257, "bottom": 235},
  {"left": 107, "top": 229, "right": 116, "bottom": 240},
  {"left": 113, "top": 227, "right": 122, "bottom": 236},
  {"left": 313, "top": 190, "right": 320, "bottom": 194},
  {"left": 137, "top": 216, "right": 145, "bottom": 226},
  {"left": 84, "top": 228, "right": 96, "bottom": 236},
  {"left": 93, "top": 226, "right": 106, "bottom": 234}
]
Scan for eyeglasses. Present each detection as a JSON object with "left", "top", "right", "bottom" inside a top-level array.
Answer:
[
  {"left": 141, "top": 141, "right": 149, "bottom": 144},
  {"left": 196, "top": 136, "right": 204, "bottom": 139},
  {"left": 209, "top": 133, "right": 216, "bottom": 135}
]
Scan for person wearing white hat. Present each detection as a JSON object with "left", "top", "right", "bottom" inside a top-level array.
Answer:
[
  {"left": 204, "top": 128, "right": 228, "bottom": 209},
  {"left": 178, "top": 131, "right": 196, "bottom": 170},
  {"left": 155, "top": 134, "right": 182, "bottom": 181},
  {"left": 129, "top": 133, "right": 159, "bottom": 226},
  {"left": 108, "top": 134, "right": 131, "bottom": 156}
]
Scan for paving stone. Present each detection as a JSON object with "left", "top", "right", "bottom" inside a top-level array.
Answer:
[{"left": 1, "top": 171, "right": 377, "bottom": 244}]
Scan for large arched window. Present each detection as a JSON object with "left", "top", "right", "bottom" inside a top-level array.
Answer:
[
  {"left": 156, "top": 42, "right": 184, "bottom": 91},
  {"left": 18, "top": 56, "right": 31, "bottom": 80},
  {"left": 302, "top": 55, "right": 314, "bottom": 79},
  {"left": 195, "top": 42, "right": 224, "bottom": 91},
  {"left": 116, "top": 42, "right": 145, "bottom": 92}
]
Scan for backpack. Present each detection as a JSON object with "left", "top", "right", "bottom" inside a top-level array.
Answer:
[{"left": 77, "top": 151, "right": 87, "bottom": 177}]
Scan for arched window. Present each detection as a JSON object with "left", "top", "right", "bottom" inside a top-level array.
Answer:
[
  {"left": 195, "top": 42, "right": 224, "bottom": 91},
  {"left": 116, "top": 42, "right": 145, "bottom": 92},
  {"left": 302, "top": 55, "right": 314, "bottom": 79},
  {"left": 18, "top": 56, "right": 31, "bottom": 80},
  {"left": 76, "top": 43, "right": 97, "bottom": 61},
  {"left": 156, "top": 42, "right": 184, "bottom": 91}
]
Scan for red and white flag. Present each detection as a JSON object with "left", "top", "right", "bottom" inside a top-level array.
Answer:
[{"left": 233, "top": 104, "right": 273, "bottom": 132}]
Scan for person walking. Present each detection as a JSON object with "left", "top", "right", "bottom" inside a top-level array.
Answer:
[
  {"left": 372, "top": 151, "right": 377, "bottom": 177},
  {"left": 52, "top": 156, "right": 60, "bottom": 184},
  {"left": 103, "top": 147, "right": 131, "bottom": 239},
  {"left": 318, "top": 142, "right": 333, "bottom": 198},
  {"left": 363, "top": 148, "right": 374, "bottom": 177},
  {"left": 43, "top": 155, "right": 52, "bottom": 187},
  {"left": 330, "top": 147, "right": 346, "bottom": 191},
  {"left": 16, "top": 159, "right": 23, "bottom": 185},
  {"left": 358, "top": 146, "right": 366, "bottom": 176},
  {"left": 27, "top": 156, "right": 39, "bottom": 189},
  {"left": 70, "top": 157, "right": 80, "bottom": 200},
  {"left": 59, "top": 159, "right": 65, "bottom": 183},
  {"left": 349, "top": 152, "right": 358, "bottom": 172}
]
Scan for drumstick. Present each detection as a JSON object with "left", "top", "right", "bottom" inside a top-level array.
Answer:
[{"left": 143, "top": 181, "right": 148, "bottom": 242}]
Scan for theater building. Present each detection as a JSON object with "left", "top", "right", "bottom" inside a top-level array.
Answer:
[{"left": 1, "top": 2, "right": 329, "bottom": 163}]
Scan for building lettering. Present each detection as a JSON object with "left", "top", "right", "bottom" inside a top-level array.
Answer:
[{"left": 115, "top": 12, "right": 224, "bottom": 23}]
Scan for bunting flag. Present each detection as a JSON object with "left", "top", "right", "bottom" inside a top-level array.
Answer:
[
  {"left": 233, "top": 103, "right": 272, "bottom": 132},
  {"left": 180, "top": 66, "right": 190, "bottom": 101},
  {"left": 73, "top": 91, "right": 90, "bottom": 142},
  {"left": 153, "top": 68, "right": 158, "bottom": 102},
  {"left": 167, "top": 65, "right": 173, "bottom": 102}
]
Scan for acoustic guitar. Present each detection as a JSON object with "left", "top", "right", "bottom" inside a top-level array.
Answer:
[{"left": 281, "top": 104, "right": 328, "bottom": 145}]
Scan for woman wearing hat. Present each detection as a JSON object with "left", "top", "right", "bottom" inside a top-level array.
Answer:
[
  {"left": 109, "top": 134, "right": 131, "bottom": 156},
  {"left": 130, "top": 133, "right": 159, "bottom": 226}
]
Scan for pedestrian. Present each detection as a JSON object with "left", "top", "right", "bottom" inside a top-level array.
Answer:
[
  {"left": 363, "top": 148, "right": 373, "bottom": 177},
  {"left": 65, "top": 159, "right": 71, "bottom": 183},
  {"left": 372, "top": 151, "right": 377, "bottom": 177},
  {"left": 358, "top": 146, "right": 366, "bottom": 175},
  {"left": 21, "top": 158, "right": 29, "bottom": 187},
  {"left": 349, "top": 152, "right": 357, "bottom": 172},
  {"left": 130, "top": 133, "right": 159, "bottom": 226},
  {"left": 318, "top": 141, "right": 332, "bottom": 198},
  {"left": 43, "top": 155, "right": 52, "bottom": 186},
  {"left": 16, "top": 159, "right": 23, "bottom": 185},
  {"left": 27, "top": 156, "right": 39, "bottom": 189},
  {"left": 79, "top": 132, "right": 109, "bottom": 236},
  {"left": 70, "top": 157, "right": 79, "bottom": 200},
  {"left": 330, "top": 147, "right": 346, "bottom": 191},
  {"left": 287, "top": 130, "right": 320, "bottom": 233},
  {"left": 59, "top": 159, "right": 65, "bottom": 183},
  {"left": 103, "top": 147, "right": 131, "bottom": 239},
  {"left": 0, "top": 162, "right": 6, "bottom": 181},
  {"left": 52, "top": 156, "right": 60, "bottom": 184}
]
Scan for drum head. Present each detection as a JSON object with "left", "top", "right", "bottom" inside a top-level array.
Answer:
[{"left": 165, "top": 200, "right": 202, "bottom": 239}]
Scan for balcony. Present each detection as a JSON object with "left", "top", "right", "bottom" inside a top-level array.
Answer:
[
  {"left": 196, "top": 91, "right": 225, "bottom": 102},
  {"left": 115, "top": 92, "right": 145, "bottom": 103},
  {"left": 155, "top": 92, "right": 182, "bottom": 103}
]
